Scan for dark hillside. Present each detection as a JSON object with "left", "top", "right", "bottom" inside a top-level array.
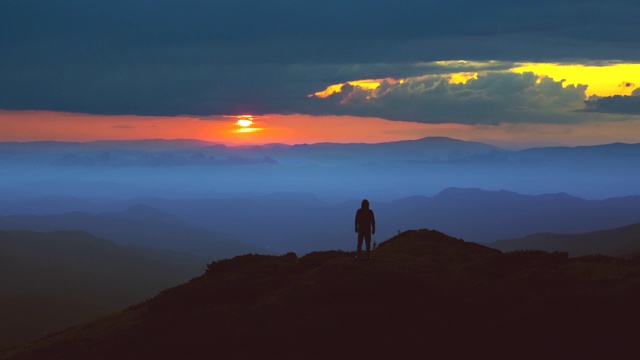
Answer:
[{"left": 4, "top": 229, "right": 640, "bottom": 359}]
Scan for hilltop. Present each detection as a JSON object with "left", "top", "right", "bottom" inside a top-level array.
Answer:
[{"left": 3, "top": 229, "right": 640, "bottom": 359}]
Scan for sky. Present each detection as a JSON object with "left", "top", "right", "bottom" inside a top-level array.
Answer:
[{"left": 2, "top": 0, "right": 640, "bottom": 147}]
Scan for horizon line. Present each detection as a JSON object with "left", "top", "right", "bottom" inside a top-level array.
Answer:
[{"left": 0, "top": 136, "right": 636, "bottom": 151}]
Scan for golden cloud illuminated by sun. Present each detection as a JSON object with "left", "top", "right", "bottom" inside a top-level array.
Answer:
[
  {"left": 449, "top": 72, "right": 478, "bottom": 84},
  {"left": 309, "top": 61, "right": 640, "bottom": 102},
  {"left": 510, "top": 63, "right": 640, "bottom": 97},
  {"left": 311, "top": 79, "right": 393, "bottom": 98},
  {"left": 310, "top": 74, "right": 479, "bottom": 99}
]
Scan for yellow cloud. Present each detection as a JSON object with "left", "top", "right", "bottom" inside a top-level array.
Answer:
[
  {"left": 309, "top": 61, "right": 640, "bottom": 101},
  {"left": 510, "top": 63, "right": 640, "bottom": 97},
  {"left": 312, "top": 84, "right": 346, "bottom": 98},
  {"left": 311, "top": 79, "right": 388, "bottom": 98},
  {"left": 449, "top": 72, "right": 478, "bottom": 84}
]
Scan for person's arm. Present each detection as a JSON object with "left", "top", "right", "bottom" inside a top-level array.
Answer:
[
  {"left": 371, "top": 210, "right": 376, "bottom": 235},
  {"left": 355, "top": 210, "right": 359, "bottom": 233}
]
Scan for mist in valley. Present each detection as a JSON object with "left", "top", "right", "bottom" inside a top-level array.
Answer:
[
  {"left": 3, "top": 136, "right": 640, "bottom": 351},
  {"left": 3, "top": 137, "right": 640, "bottom": 254}
]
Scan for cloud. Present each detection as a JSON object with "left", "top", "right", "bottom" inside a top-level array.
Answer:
[
  {"left": 304, "top": 72, "right": 589, "bottom": 124},
  {"left": 1, "top": 0, "right": 639, "bottom": 121},
  {"left": 584, "top": 93, "right": 640, "bottom": 114}
]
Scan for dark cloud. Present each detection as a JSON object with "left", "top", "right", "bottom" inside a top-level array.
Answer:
[
  {"left": 1, "top": 0, "right": 639, "bottom": 120},
  {"left": 302, "top": 72, "right": 588, "bottom": 124},
  {"left": 584, "top": 93, "right": 640, "bottom": 115}
]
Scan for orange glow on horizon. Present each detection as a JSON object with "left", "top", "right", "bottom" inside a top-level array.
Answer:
[
  {"left": 2, "top": 109, "right": 640, "bottom": 150},
  {"left": 229, "top": 114, "right": 262, "bottom": 133},
  {"left": 0, "top": 110, "right": 464, "bottom": 145},
  {"left": 236, "top": 127, "right": 262, "bottom": 133}
]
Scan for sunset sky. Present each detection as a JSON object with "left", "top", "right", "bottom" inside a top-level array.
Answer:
[{"left": 2, "top": 1, "right": 640, "bottom": 148}]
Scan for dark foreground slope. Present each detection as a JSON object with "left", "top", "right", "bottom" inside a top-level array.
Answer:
[{"left": 3, "top": 229, "right": 640, "bottom": 359}]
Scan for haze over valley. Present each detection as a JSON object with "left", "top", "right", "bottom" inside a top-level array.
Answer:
[
  {"left": 2, "top": 137, "right": 640, "bottom": 255},
  {"left": 2, "top": 137, "right": 640, "bottom": 201}
]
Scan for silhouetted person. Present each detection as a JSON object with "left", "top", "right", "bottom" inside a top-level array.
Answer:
[{"left": 355, "top": 199, "right": 375, "bottom": 259}]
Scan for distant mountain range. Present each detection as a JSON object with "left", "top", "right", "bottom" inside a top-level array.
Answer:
[
  {"left": 128, "top": 188, "right": 640, "bottom": 254},
  {"left": 3, "top": 137, "right": 640, "bottom": 166},
  {"left": 0, "top": 230, "right": 206, "bottom": 348},
  {"left": 491, "top": 222, "right": 640, "bottom": 256},
  {"left": 2, "top": 189, "right": 640, "bottom": 255},
  {"left": 0, "top": 205, "right": 267, "bottom": 258},
  {"left": 0, "top": 139, "right": 215, "bottom": 153},
  {"left": 382, "top": 188, "right": 640, "bottom": 243},
  {"left": 247, "top": 136, "right": 504, "bottom": 163},
  {"left": 4, "top": 229, "right": 640, "bottom": 359},
  {"left": 2, "top": 137, "right": 640, "bottom": 199},
  {"left": 0, "top": 137, "right": 502, "bottom": 166}
]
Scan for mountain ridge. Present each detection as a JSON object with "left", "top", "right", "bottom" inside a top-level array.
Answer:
[
  {"left": 4, "top": 137, "right": 640, "bottom": 157},
  {"left": 3, "top": 137, "right": 640, "bottom": 199},
  {"left": 0, "top": 205, "right": 267, "bottom": 258},
  {"left": 491, "top": 221, "right": 640, "bottom": 256},
  {"left": 3, "top": 189, "right": 640, "bottom": 255},
  {"left": 4, "top": 229, "right": 640, "bottom": 359}
]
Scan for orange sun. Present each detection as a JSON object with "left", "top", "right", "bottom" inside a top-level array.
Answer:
[
  {"left": 236, "top": 115, "right": 254, "bottom": 127},
  {"left": 227, "top": 114, "right": 263, "bottom": 134}
]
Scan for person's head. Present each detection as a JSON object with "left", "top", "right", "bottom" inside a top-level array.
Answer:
[{"left": 361, "top": 199, "right": 369, "bottom": 209}]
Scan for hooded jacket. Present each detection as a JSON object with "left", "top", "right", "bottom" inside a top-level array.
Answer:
[{"left": 355, "top": 199, "right": 376, "bottom": 235}]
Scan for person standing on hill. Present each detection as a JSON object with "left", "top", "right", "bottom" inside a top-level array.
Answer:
[{"left": 355, "top": 199, "right": 376, "bottom": 259}]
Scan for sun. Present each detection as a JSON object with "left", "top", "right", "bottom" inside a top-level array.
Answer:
[
  {"left": 236, "top": 115, "right": 253, "bottom": 127},
  {"left": 226, "top": 114, "right": 264, "bottom": 134},
  {"left": 237, "top": 119, "right": 253, "bottom": 127}
]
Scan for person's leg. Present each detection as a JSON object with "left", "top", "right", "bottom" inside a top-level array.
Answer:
[
  {"left": 357, "top": 232, "right": 364, "bottom": 257},
  {"left": 365, "top": 233, "right": 372, "bottom": 258}
]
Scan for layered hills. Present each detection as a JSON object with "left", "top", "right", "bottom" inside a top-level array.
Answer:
[
  {"left": 492, "top": 222, "right": 640, "bottom": 256},
  {"left": 3, "top": 137, "right": 640, "bottom": 200},
  {"left": 2, "top": 188, "right": 640, "bottom": 256},
  {"left": 120, "top": 188, "right": 640, "bottom": 253},
  {"left": 0, "top": 205, "right": 265, "bottom": 258},
  {"left": 0, "top": 230, "right": 207, "bottom": 348},
  {"left": 4, "top": 229, "right": 640, "bottom": 359}
]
